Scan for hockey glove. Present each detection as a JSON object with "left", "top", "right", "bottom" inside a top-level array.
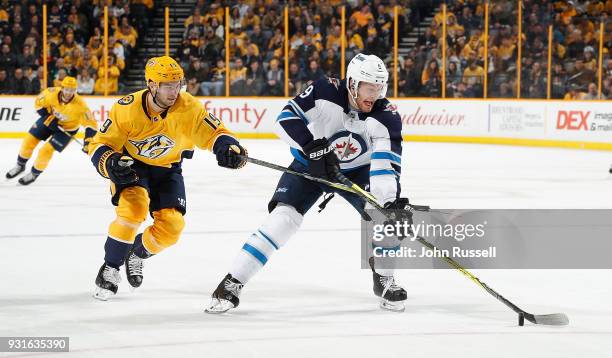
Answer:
[
  {"left": 383, "top": 198, "right": 413, "bottom": 240},
  {"left": 82, "top": 128, "right": 97, "bottom": 154},
  {"left": 302, "top": 138, "right": 340, "bottom": 181},
  {"left": 105, "top": 153, "right": 138, "bottom": 185},
  {"left": 216, "top": 142, "right": 248, "bottom": 169}
]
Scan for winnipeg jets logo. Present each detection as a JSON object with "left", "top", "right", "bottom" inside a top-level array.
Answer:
[
  {"left": 129, "top": 134, "right": 175, "bottom": 159},
  {"left": 335, "top": 141, "right": 359, "bottom": 159},
  {"left": 329, "top": 132, "right": 365, "bottom": 163}
]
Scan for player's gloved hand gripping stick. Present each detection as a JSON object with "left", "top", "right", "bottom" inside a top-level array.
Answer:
[{"left": 239, "top": 154, "right": 569, "bottom": 327}]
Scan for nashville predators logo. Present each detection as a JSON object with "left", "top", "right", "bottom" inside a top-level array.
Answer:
[
  {"left": 128, "top": 134, "right": 175, "bottom": 159},
  {"left": 118, "top": 94, "right": 134, "bottom": 105}
]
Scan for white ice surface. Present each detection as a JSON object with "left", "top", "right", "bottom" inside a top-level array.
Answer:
[{"left": 0, "top": 139, "right": 611, "bottom": 357}]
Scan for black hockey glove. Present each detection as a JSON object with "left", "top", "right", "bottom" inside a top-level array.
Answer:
[
  {"left": 383, "top": 198, "right": 413, "bottom": 240},
  {"left": 302, "top": 138, "right": 340, "bottom": 181},
  {"left": 216, "top": 142, "right": 248, "bottom": 169},
  {"left": 105, "top": 153, "right": 138, "bottom": 185}
]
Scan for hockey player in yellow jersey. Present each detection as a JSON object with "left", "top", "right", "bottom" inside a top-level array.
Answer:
[
  {"left": 90, "top": 56, "right": 248, "bottom": 300},
  {"left": 5, "top": 76, "right": 97, "bottom": 185}
]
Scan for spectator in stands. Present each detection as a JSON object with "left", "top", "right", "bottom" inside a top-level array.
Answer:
[
  {"left": 570, "top": 57, "right": 596, "bottom": 87},
  {"left": 351, "top": 4, "right": 374, "bottom": 29},
  {"left": 321, "top": 48, "right": 339, "bottom": 77},
  {"left": 186, "top": 58, "right": 209, "bottom": 85},
  {"left": 201, "top": 58, "right": 225, "bottom": 96},
  {"left": 204, "top": 26, "right": 224, "bottom": 56},
  {"left": 29, "top": 66, "right": 43, "bottom": 94},
  {"left": 184, "top": 9, "right": 205, "bottom": 39},
  {"left": 422, "top": 59, "right": 441, "bottom": 97},
  {"left": 399, "top": 57, "right": 420, "bottom": 97},
  {"left": 94, "top": 55, "right": 120, "bottom": 94},
  {"left": 11, "top": 67, "right": 32, "bottom": 94},
  {"left": 116, "top": 17, "right": 138, "bottom": 59},
  {"left": 550, "top": 62, "right": 568, "bottom": 99},
  {"left": 564, "top": 83, "right": 586, "bottom": 100},
  {"left": 583, "top": 82, "right": 601, "bottom": 100},
  {"left": 230, "top": 57, "right": 247, "bottom": 96},
  {"left": 186, "top": 76, "right": 202, "bottom": 96},
  {"left": 250, "top": 25, "right": 266, "bottom": 52},
  {"left": 16, "top": 45, "right": 37, "bottom": 70},
  {"left": 245, "top": 60, "right": 265, "bottom": 96},
  {"left": 0, "top": 69, "right": 9, "bottom": 94},
  {"left": 77, "top": 48, "right": 99, "bottom": 76},
  {"left": 177, "top": 37, "right": 199, "bottom": 70},
  {"left": 296, "top": 35, "right": 318, "bottom": 68},
  {"left": 345, "top": 29, "right": 364, "bottom": 61},
  {"left": 209, "top": 15, "right": 225, "bottom": 40},
  {"left": 526, "top": 61, "right": 546, "bottom": 99},
  {"left": 326, "top": 25, "right": 342, "bottom": 51},
  {"left": 288, "top": 61, "right": 305, "bottom": 96},
  {"left": 265, "top": 58, "right": 283, "bottom": 96},
  {"left": 53, "top": 68, "right": 68, "bottom": 87},
  {"left": 77, "top": 67, "right": 95, "bottom": 95},
  {"left": 0, "top": 43, "right": 17, "bottom": 72},
  {"left": 462, "top": 60, "right": 484, "bottom": 96},
  {"left": 242, "top": 42, "right": 262, "bottom": 67},
  {"left": 304, "top": 59, "right": 325, "bottom": 83}
]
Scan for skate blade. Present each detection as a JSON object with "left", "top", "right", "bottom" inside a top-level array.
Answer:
[
  {"left": 93, "top": 287, "right": 114, "bottom": 301},
  {"left": 205, "top": 298, "right": 235, "bottom": 314},
  {"left": 379, "top": 298, "right": 405, "bottom": 312}
]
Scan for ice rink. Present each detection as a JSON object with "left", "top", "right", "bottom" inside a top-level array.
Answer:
[{"left": 1, "top": 138, "right": 611, "bottom": 357}]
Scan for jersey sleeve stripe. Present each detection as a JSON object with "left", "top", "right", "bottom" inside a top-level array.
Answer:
[
  {"left": 276, "top": 109, "right": 301, "bottom": 123},
  {"left": 288, "top": 99, "right": 309, "bottom": 124}
]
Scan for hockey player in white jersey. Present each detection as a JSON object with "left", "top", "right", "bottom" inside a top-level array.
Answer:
[{"left": 206, "top": 53, "right": 409, "bottom": 313}]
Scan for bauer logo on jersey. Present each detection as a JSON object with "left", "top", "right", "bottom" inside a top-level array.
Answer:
[
  {"left": 329, "top": 131, "right": 368, "bottom": 163},
  {"left": 128, "top": 134, "right": 175, "bottom": 159}
]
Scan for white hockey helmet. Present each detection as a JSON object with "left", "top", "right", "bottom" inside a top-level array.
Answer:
[{"left": 346, "top": 53, "right": 388, "bottom": 99}]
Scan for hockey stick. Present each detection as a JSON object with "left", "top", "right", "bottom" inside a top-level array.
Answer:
[
  {"left": 243, "top": 155, "right": 569, "bottom": 326},
  {"left": 333, "top": 170, "right": 569, "bottom": 326},
  {"left": 56, "top": 126, "right": 84, "bottom": 146},
  {"left": 240, "top": 155, "right": 364, "bottom": 195}
]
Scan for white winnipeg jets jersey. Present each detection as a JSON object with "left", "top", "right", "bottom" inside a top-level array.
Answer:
[{"left": 274, "top": 77, "right": 403, "bottom": 205}]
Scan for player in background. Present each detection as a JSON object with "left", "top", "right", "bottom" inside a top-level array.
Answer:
[
  {"left": 89, "top": 56, "right": 247, "bottom": 300},
  {"left": 206, "top": 53, "right": 409, "bottom": 313},
  {"left": 5, "top": 76, "right": 97, "bottom": 185}
]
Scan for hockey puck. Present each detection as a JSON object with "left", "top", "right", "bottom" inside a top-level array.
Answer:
[{"left": 518, "top": 313, "right": 525, "bottom": 326}]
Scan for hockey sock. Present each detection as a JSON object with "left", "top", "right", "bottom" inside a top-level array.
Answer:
[
  {"left": 18, "top": 134, "right": 40, "bottom": 160},
  {"left": 230, "top": 204, "right": 303, "bottom": 284},
  {"left": 32, "top": 142, "right": 55, "bottom": 172}
]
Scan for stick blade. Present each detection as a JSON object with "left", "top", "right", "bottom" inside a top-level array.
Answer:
[{"left": 525, "top": 313, "right": 569, "bottom": 326}]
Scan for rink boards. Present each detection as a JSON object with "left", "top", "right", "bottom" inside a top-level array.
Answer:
[{"left": 0, "top": 96, "right": 610, "bottom": 150}]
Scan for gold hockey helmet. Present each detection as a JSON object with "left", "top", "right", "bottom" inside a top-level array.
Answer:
[{"left": 144, "top": 56, "right": 184, "bottom": 84}]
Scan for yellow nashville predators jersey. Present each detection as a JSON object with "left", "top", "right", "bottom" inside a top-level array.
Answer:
[
  {"left": 35, "top": 87, "right": 96, "bottom": 132},
  {"left": 89, "top": 89, "right": 235, "bottom": 168}
]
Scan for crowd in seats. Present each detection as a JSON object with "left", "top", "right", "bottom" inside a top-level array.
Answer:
[
  {"left": 1, "top": 1, "right": 609, "bottom": 99},
  {"left": 180, "top": 0, "right": 414, "bottom": 97},
  {"left": 0, "top": 0, "right": 152, "bottom": 96},
  {"left": 399, "top": 0, "right": 610, "bottom": 99}
]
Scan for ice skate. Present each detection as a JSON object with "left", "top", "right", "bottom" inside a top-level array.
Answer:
[
  {"left": 17, "top": 172, "right": 38, "bottom": 186},
  {"left": 125, "top": 246, "right": 144, "bottom": 289},
  {"left": 93, "top": 263, "right": 121, "bottom": 301},
  {"left": 205, "top": 274, "right": 243, "bottom": 314},
  {"left": 5, "top": 164, "right": 25, "bottom": 180}
]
